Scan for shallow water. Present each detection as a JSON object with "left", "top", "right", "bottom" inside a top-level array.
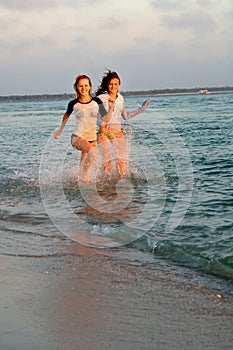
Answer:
[{"left": 0, "top": 93, "right": 233, "bottom": 288}]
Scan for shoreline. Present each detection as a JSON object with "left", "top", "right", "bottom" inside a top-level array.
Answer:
[
  {"left": 1, "top": 246, "right": 233, "bottom": 350},
  {"left": 0, "top": 89, "right": 233, "bottom": 102}
]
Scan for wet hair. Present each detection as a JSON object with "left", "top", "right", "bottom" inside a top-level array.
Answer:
[
  {"left": 95, "top": 69, "right": 121, "bottom": 96},
  {"left": 73, "top": 74, "right": 92, "bottom": 98}
]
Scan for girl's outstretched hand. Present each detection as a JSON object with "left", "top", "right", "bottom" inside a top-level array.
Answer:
[
  {"left": 141, "top": 97, "right": 150, "bottom": 110},
  {"left": 53, "top": 130, "right": 61, "bottom": 139}
]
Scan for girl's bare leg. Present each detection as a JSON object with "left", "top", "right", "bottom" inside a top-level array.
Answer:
[
  {"left": 80, "top": 151, "right": 87, "bottom": 168},
  {"left": 72, "top": 136, "right": 96, "bottom": 182},
  {"left": 112, "top": 134, "right": 128, "bottom": 178},
  {"left": 97, "top": 134, "right": 112, "bottom": 175},
  {"left": 81, "top": 146, "right": 97, "bottom": 182}
]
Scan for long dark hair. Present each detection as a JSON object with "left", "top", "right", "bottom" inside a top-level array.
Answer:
[
  {"left": 73, "top": 74, "right": 92, "bottom": 99},
  {"left": 95, "top": 70, "right": 121, "bottom": 96}
]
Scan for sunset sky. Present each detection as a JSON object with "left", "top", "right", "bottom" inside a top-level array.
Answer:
[{"left": 0, "top": 0, "right": 232, "bottom": 95}]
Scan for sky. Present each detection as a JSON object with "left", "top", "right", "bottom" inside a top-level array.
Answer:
[{"left": 0, "top": 0, "right": 233, "bottom": 95}]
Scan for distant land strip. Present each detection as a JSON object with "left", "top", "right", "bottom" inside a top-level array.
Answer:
[{"left": 0, "top": 86, "right": 233, "bottom": 102}]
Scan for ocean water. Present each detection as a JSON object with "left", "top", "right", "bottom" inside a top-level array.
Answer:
[{"left": 0, "top": 92, "right": 233, "bottom": 289}]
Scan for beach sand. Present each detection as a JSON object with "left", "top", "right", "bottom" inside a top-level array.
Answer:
[{"left": 1, "top": 245, "right": 233, "bottom": 350}]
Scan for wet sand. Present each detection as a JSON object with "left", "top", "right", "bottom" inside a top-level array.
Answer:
[{"left": 1, "top": 246, "right": 233, "bottom": 350}]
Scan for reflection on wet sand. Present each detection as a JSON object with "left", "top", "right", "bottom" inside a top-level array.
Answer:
[{"left": 77, "top": 179, "right": 148, "bottom": 225}]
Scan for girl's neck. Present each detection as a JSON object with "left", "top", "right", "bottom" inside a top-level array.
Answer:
[
  {"left": 78, "top": 95, "right": 92, "bottom": 103},
  {"left": 108, "top": 92, "right": 118, "bottom": 100}
]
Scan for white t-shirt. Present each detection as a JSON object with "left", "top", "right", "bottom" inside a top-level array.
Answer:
[
  {"left": 97, "top": 92, "right": 144, "bottom": 130},
  {"left": 66, "top": 97, "right": 106, "bottom": 141}
]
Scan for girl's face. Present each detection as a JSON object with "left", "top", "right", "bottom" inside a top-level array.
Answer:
[
  {"left": 77, "top": 78, "right": 91, "bottom": 97},
  {"left": 108, "top": 78, "right": 120, "bottom": 96}
]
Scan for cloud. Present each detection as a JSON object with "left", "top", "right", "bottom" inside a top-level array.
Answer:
[
  {"left": 161, "top": 10, "right": 217, "bottom": 34},
  {"left": 195, "top": 0, "right": 217, "bottom": 8},
  {"left": 150, "top": 0, "right": 186, "bottom": 11},
  {"left": 225, "top": 6, "right": 233, "bottom": 20},
  {"left": 0, "top": 0, "right": 61, "bottom": 11},
  {"left": 151, "top": 0, "right": 218, "bottom": 11},
  {"left": 0, "top": 0, "right": 232, "bottom": 95},
  {"left": 98, "top": 16, "right": 126, "bottom": 30},
  {"left": 0, "top": 0, "right": 107, "bottom": 11}
]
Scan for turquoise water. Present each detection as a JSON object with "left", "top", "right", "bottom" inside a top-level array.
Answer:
[{"left": 0, "top": 92, "right": 233, "bottom": 286}]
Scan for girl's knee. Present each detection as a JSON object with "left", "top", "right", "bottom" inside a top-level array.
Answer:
[{"left": 89, "top": 146, "right": 97, "bottom": 159}]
